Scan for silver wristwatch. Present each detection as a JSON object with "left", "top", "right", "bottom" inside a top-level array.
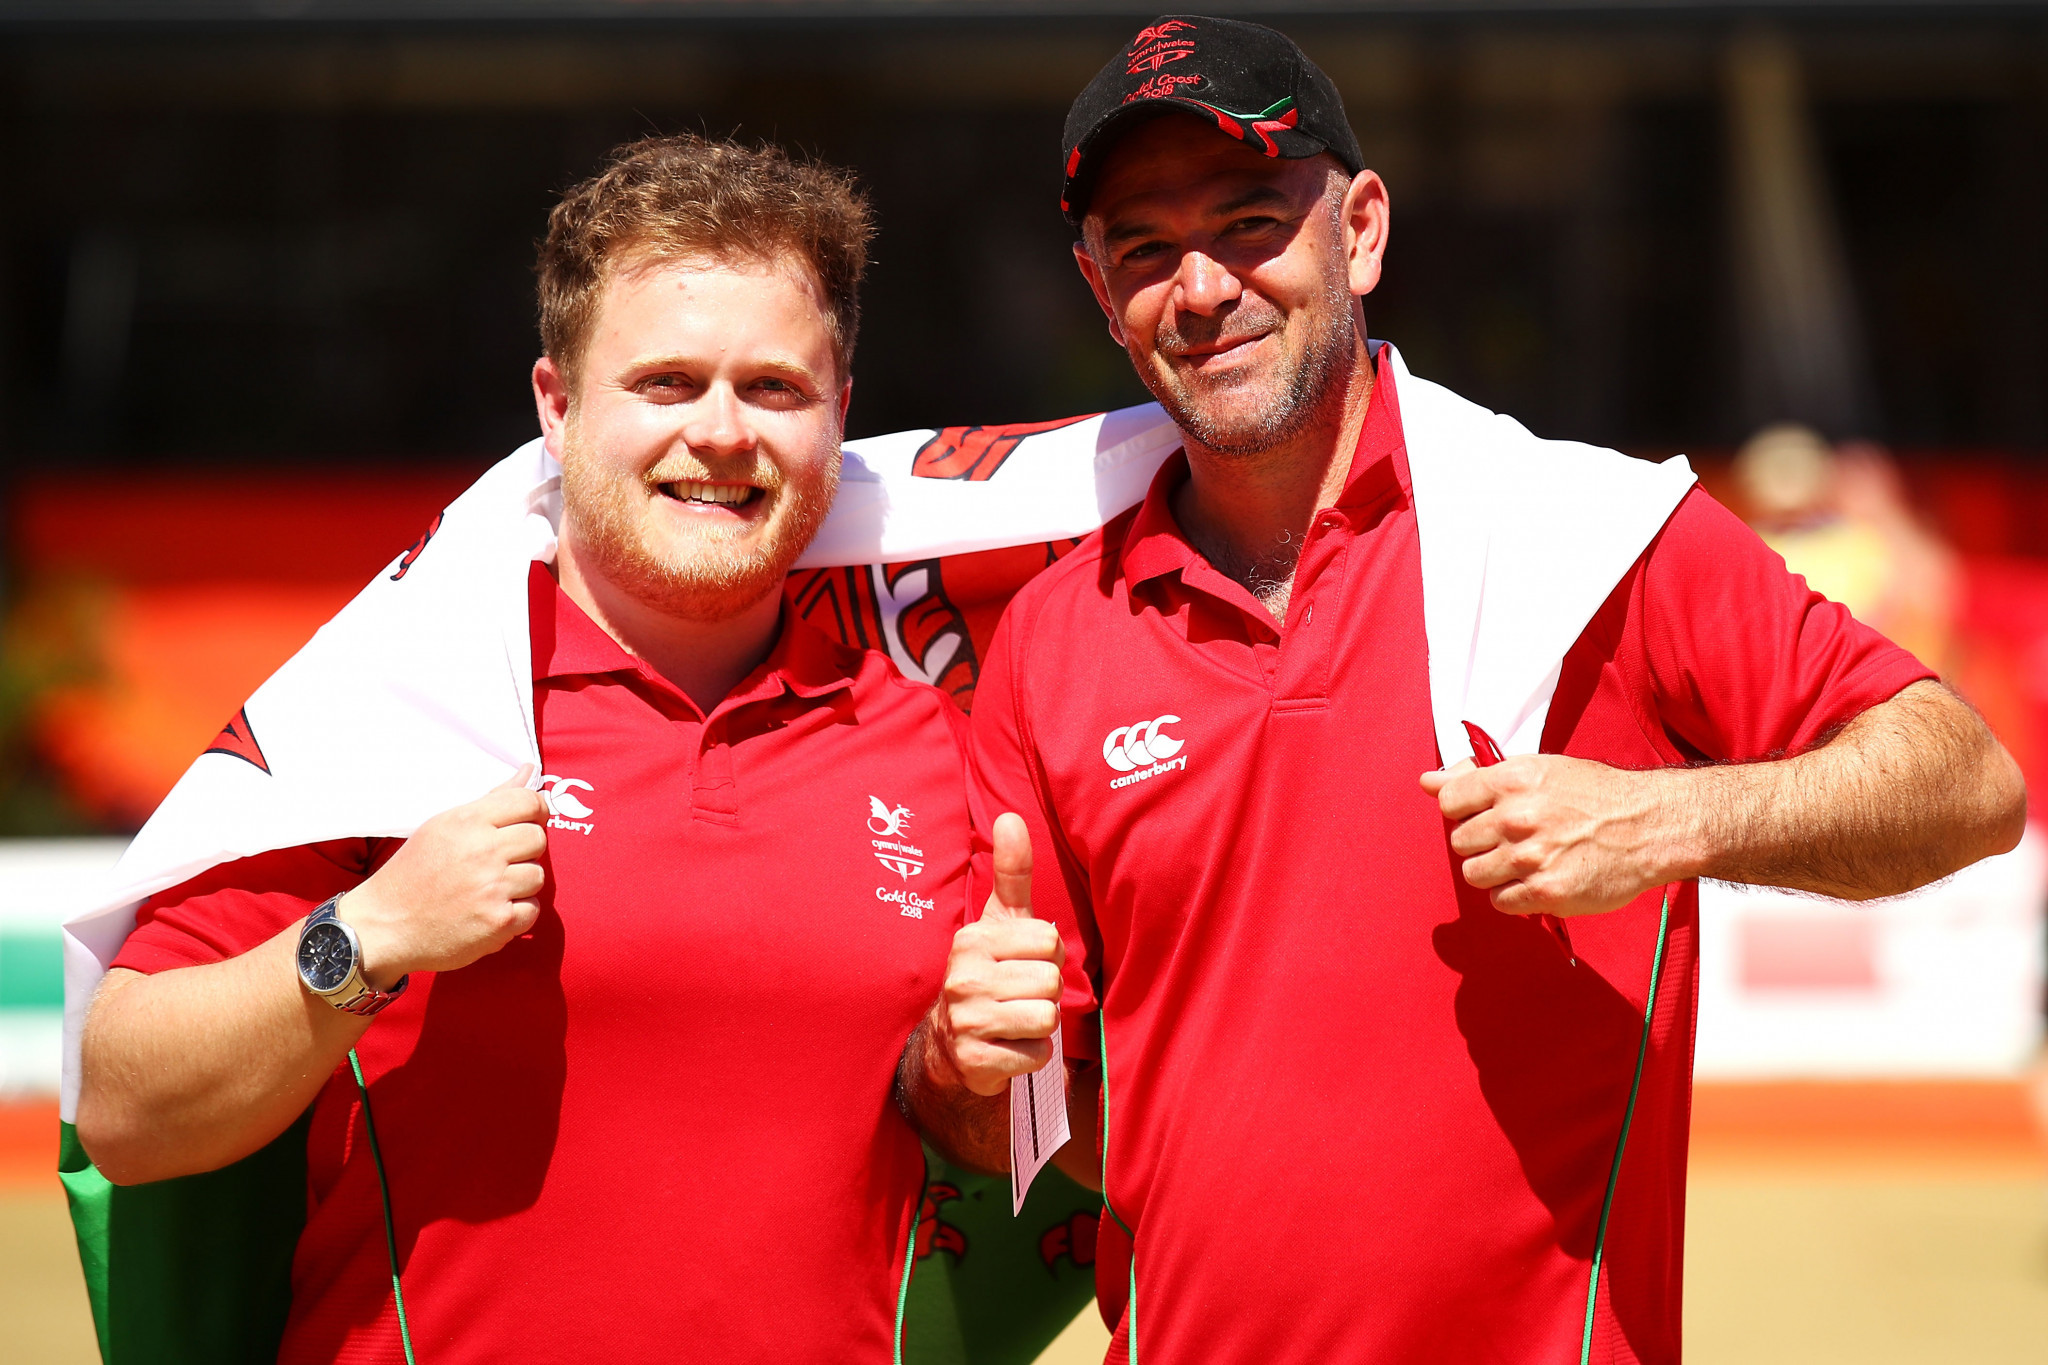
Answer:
[{"left": 295, "top": 895, "right": 409, "bottom": 1016}]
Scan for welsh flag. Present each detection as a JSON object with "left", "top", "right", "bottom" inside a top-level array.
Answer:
[{"left": 61, "top": 346, "right": 1697, "bottom": 1361}]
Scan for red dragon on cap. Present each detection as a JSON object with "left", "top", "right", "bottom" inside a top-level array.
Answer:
[{"left": 1126, "top": 18, "right": 1196, "bottom": 74}]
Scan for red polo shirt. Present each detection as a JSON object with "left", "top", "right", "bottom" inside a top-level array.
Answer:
[
  {"left": 114, "top": 565, "right": 970, "bottom": 1364},
  {"left": 967, "top": 348, "right": 1934, "bottom": 1364}
]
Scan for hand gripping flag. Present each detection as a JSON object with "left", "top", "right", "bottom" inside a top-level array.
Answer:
[{"left": 58, "top": 345, "right": 1693, "bottom": 1363}]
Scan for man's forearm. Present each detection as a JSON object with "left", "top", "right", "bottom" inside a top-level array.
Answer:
[
  {"left": 1657, "top": 680, "right": 2026, "bottom": 899},
  {"left": 897, "top": 1017, "right": 1009, "bottom": 1174},
  {"left": 896, "top": 1018, "right": 1102, "bottom": 1191},
  {"left": 77, "top": 924, "right": 368, "bottom": 1185}
]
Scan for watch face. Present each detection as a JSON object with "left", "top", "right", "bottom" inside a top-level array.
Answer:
[{"left": 298, "top": 922, "right": 356, "bottom": 993}]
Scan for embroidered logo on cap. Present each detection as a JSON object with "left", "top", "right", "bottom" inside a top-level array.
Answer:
[
  {"left": 1126, "top": 19, "right": 1196, "bottom": 74},
  {"left": 1126, "top": 72, "right": 1203, "bottom": 104}
]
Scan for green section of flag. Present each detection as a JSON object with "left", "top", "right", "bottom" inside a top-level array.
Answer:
[
  {"left": 0, "top": 929, "right": 65, "bottom": 1008},
  {"left": 61, "top": 1117, "right": 310, "bottom": 1364},
  {"left": 904, "top": 1157, "right": 1100, "bottom": 1365}
]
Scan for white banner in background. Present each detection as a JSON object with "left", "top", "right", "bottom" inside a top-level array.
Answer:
[
  {"left": 0, "top": 839, "right": 126, "bottom": 1098},
  {"left": 1694, "top": 826, "right": 2047, "bottom": 1079}
]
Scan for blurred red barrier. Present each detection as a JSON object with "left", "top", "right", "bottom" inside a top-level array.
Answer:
[
  {"left": 0, "top": 1102, "right": 57, "bottom": 1189},
  {"left": 6, "top": 466, "right": 489, "bottom": 827},
  {"left": 11, "top": 467, "right": 484, "bottom": 584},
  {"left": 1690, "top": 1081, "right": 2042, "bottom": 1172}
]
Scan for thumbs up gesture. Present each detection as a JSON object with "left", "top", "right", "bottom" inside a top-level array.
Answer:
[{"left": 934, "top": 813, "right": 1067, "bottom": 1097}]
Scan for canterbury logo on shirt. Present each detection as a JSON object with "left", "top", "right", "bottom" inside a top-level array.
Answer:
[
  {"left": 540, "top": 774, "right": 595, "bottom": 834},
  {"left": 1103, "top": 714, "right": 1189, "bottom": 790}
]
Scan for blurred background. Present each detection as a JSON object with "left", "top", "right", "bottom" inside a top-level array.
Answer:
[{"left": 1, "top": 0, "right": 2046, "bottom": 1361}]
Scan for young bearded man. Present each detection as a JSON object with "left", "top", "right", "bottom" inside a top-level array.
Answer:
[
  {"left": 74, "top": 135, "right": 974, "bottom": 1362},
  {"left": 905, "top": 16, "right": 2028, "bottom": 1364}
]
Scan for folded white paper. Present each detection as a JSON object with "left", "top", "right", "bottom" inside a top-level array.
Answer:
[{"left": 1009, "top": 1025, "right": 1071, "bottom": 1215}]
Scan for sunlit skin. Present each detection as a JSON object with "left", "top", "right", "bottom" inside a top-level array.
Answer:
[
  {"left": 532, "top": 255, "right": 851, "bottom": 711},
  {"left": 1073, "top": 112, "right": 1390, "bottom": 609}
]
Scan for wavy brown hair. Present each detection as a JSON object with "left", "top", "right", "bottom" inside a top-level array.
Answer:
[{"left": 537, "top": 132, "right": 874, "bottom": 389}]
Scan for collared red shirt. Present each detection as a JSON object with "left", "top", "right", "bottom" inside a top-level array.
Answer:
[
  {"left": 117, "top": 564, "right": 971, "bottom": 1364},
  {"left": 968, "top": 345, "right": 1934, "bottom": 1364}
]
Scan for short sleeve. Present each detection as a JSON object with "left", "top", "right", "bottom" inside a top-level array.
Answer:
[
  {"left": 966, "top": 600, "right": 1101, "bottom": 1060},
  {"left": 1639, "top": 488, "right": 1937, "bottom": 761},
  {"left": 111, "top": 838, "right": 396, "bottom": 975}
]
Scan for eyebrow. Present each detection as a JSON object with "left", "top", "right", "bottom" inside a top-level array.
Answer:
[
  {"left": 624, "top": 354, "right": 826, "bottom": 388},
  {"left": 1100, "top": 184, "right": 1299, "bottom": 249},
  {"left": 1212, "top": 185, "right": 1294, "bottom": 218},
  {"left": 749, "top": 358, "right": 826, "bottom": 387}
]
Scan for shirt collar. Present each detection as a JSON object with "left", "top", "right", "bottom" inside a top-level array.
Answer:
[
  {"left": 1334, "top": 340, "right": 1409, "bottom": 512},
  {"left": 1118, "top": 450, "right": 1202, "bottom": 589},
  {"left": 1118, "top": 340, "right": 1409, "bottom": 590},
  {"left": 530, "top": 561, "right": 637, "bottom": 681},
  {"left": 528, "top": 561, "right": 858, "bottom": 705},
  {"left": 733, "top": 611, "right": 863, "bottom": 706}
]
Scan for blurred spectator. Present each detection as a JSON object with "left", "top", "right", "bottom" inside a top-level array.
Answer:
[
  {"left": 1736, "top": 423, "right": 1957, "bottom": 669},
  {"left": 1736, "top": 424, "right": 2039, "bottom": 808}
]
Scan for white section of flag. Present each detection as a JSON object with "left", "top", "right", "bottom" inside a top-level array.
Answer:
[{"left": 1010, "top": 1025, "right": 1071, "bottom": 1216}]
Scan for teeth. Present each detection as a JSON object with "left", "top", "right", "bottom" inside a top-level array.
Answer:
[{"left": 672, "top": 481, "right": 751, "bottom": 505}]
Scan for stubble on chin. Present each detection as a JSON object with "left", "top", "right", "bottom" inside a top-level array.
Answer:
[
  {"left": 558, "top": 438, "right": 840, "bottom": 625},
  {"left": 1140, "top": 273, "right": 1360, "bottom": 462}
]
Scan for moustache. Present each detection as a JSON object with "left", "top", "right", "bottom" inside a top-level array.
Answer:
[
  {"left": 640, "top": 457, "right": 783, "bottom": 492},
  {"left": 1153, "top": 297, "right": 1285, "bottom": 360}
]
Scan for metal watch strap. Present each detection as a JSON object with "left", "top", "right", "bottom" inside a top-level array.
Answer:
[{"left": 305, "top": 895, "right": 410, "bottom": 1017}]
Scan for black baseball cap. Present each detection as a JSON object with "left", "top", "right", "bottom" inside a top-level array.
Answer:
[{"left": 1060, "top": 15, "right": 1365, "bottom": 229}]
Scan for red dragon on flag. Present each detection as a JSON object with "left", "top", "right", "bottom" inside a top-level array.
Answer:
[{"left": 917, "top": 1182, "right": 969, "bottom": 1262}]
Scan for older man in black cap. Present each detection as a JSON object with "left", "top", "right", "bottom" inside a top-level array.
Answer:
[{"left": 903, "top": 15, "right": 2025, "bottom": 1364}]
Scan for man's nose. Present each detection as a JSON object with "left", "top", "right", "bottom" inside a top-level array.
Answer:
[
  {"left": 1172, "top": 250, "right": 1242, "bottom": 316},
  {"left": 680, "top": 383, "right": 758, "bottom": 458}
]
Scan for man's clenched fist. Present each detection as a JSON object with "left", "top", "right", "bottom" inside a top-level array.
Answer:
[
  {"left": 338, "top": 765, "right": 550, "bottom": 986},
  {"left": 929, "top": 813, "right": 1065, "bottom": 1096},
  {"left": 1421, "top": 753, "right": 1679, "bottom": 918}
]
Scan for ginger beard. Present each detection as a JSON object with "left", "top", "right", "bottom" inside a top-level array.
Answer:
[
  {"left": 558, "top": 418, "right": 840, "bottom": 624},
  {"left": 1130, "top": 193, "right": 1360, "bottom": 459}
]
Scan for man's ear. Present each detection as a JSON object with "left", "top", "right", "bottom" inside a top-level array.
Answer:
[
  {"left": 533, "top": 355, "right": 573, "bottom": 459},
  {"left": 837, "top": 377, "right": 854, "bottom": 427},
  {"left": 1071, "top": 238, "right": 1129, "bottom": 349},
  {"left": 1341, "top": 170, "right": 1391, "bottom": 299}
]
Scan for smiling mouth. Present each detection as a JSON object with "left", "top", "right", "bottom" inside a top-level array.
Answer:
[
  {"left": 657, "top": 480, "right": 763, "bottom": 509},
  {"left": 1169, "top": 332, "right": 1270, "bottom": 363}
]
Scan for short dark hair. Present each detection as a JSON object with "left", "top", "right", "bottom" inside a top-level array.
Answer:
[{"left": 537, "top": 133, "right": 874, "bottom": 387}]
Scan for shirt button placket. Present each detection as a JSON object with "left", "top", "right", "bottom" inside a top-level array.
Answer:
[
  {"left": 693, "top": 717, "right": 739, "bottom": 823},
  {"left": 1276, "top": 515, "right": 1348, "bottom": 705}
]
